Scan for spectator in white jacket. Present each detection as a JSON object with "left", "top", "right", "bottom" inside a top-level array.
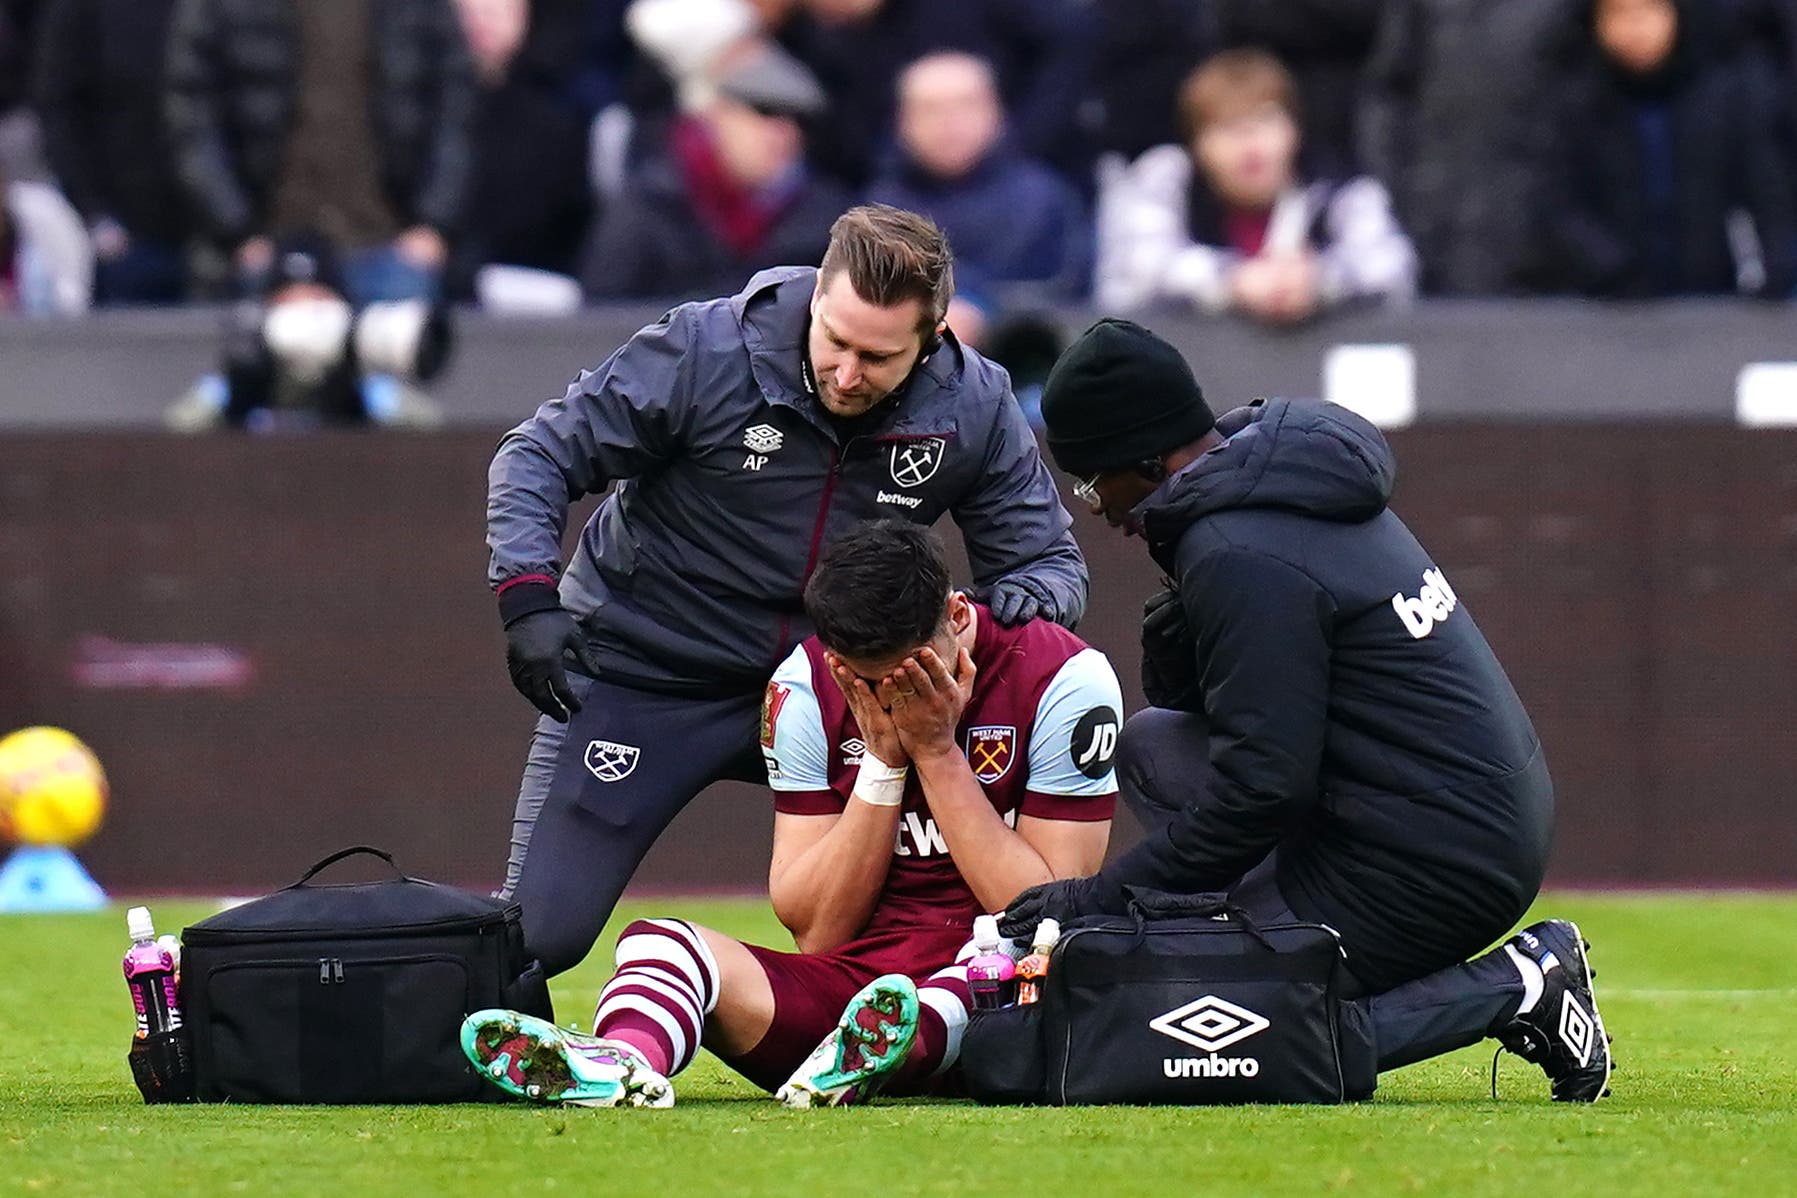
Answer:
[
  {"left": 1096, "top": 49, "right": 1415, "bottom": 325},
  {"left": 1, "top": 167, "right": 93, "bottom": 316}
]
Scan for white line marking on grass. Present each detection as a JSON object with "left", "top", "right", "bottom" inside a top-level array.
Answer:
[{"left": 1606, "top": 989, "right": 1797, "bottom": 999}]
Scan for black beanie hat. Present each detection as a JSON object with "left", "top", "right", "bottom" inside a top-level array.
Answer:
[{"left": 1040, "top": 318, "right": 1216, "bottom": 476}]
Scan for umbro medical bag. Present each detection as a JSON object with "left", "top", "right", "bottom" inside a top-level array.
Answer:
[
  {"left": 180, "top": 846, "right": 553, "bottom": 1103},
  {"left": 961, "top": 890, "right": 1376, "bottom": 1105}
]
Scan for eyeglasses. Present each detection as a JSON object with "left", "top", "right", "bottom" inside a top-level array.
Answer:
[{"left": 1071, "top": 472, "right": 1102, "bottom": 505}]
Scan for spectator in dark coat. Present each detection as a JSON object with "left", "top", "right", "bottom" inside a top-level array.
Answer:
[
  {"left": 780, "top": 0, "right": 1095, "bottom": 188},
  {"left": 164, "top": 0, "right": 476, "bottom": 305},
  {"left": 1210, "top": 0, "right": 1382, "bottom": 177},
  {"left": 1719, "top": 0, "right": 1797, "bottom": 244},
  {"left": 1071, "top": 0, "right": 1214, "bottom": 169},
  {"left": 1360, "top": 0, "right": 1584, "bottom": 295},
  {"left": 580, "top": 42, "right": 851, "bottom": 300},
  {"left": 1729, "top": 0, "right": 1797, "bottom": 66},
  {"left": 1537, "top": 0, "right": 1797, "bottom": 297},
  {"left": 453, "top": 0, "right": 598, "bottom": 286},
  {"left": 1099, "top": 50, "right": 1415, "bottom": 324},
  {"left": 0, "top": 0, "right": 47, "bottom": 181},
  {"left": 868, "top": 52, "right": 1090, "bottom": 308},
  {"left": 0, "top": 0, "right": 40, "bottom": 116},
  {"left": 34, "top": 0, "right": 190, "bottom": 304}
]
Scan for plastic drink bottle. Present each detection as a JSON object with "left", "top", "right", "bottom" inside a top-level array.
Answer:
[
  {"left": 156, "top": 934, "right": 182, "bottom": 984},
  {"left": 123, "top": 907, "right": 194, "bottom": 1102},
  {"left": 966, "top": 914, "right": 1017, "bottom": 1011},
  {"left": 124, "top": 907, "right": 180, "bottom": 1037},
  {"left": 1015, "top": 918, "right": 1061, "bottom": 1005}
]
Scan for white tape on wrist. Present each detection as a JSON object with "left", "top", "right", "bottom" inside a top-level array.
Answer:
[{"left": 853, "top": 756, "right": 909, "bottom": 808}]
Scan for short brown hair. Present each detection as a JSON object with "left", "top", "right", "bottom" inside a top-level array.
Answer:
[
  {"left": 819, "top": 204, "right": 955, "bottom": 330},
  {"left": 1178, "top": 49, "right": 1300, "bottom": 142}
]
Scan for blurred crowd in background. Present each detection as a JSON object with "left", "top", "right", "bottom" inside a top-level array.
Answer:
[{"left": 2, "top": 0, "right": 1797, "bottom": 337}]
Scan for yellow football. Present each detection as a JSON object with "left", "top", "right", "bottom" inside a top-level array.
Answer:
[{"left": 0, "top": 727, "right": 109, "bottom": 848}]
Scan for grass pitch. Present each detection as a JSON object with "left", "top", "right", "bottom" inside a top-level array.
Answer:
[{"left": 3, "top": 893, "right": 1794, "bottom": 1197}]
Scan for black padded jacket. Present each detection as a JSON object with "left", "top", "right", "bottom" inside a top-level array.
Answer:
[
  {"left": 164, "top": 0, "right": 475, "bottom": 245},
  {"left": 1102, "top": 398, "right": 1553, "bottom": 991}
]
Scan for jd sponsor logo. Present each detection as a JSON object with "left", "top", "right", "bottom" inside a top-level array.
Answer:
[
  {"left": 877, "top": 490, "right": 923, "bottom": 510},
  {"left": 1391, "top": 566, "right": 1459, "bottom": 640},
  {"left": 1151, "top": 994, "right": 1268, "bottom": 1079},
  {"left": 1070, "top": 706, "right": 1120, "bottom": 779}
]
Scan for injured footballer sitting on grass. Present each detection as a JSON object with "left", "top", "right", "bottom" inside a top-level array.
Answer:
[{"left": 460, "top": 520, "right": 1123, "bottom": 1107}]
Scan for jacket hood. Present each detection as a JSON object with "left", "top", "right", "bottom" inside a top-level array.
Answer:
[
  {"left": 735, "top": 264, "right": 817, "bottom": 406},
  {"left": 1138, "top": 398, "right": 1395, "bottom": 548}
]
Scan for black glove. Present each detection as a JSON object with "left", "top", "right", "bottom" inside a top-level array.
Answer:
[
  {"left": 1140, "top": 582, "right": 1202, "bottom": 710},
  {"left": 999, "top": 873, "right": 1125, "bottom": 939},
  {"left": 505, "top": 608, "right": 603, "bottom": 722},
  {"left": 989, "top": 576, "right": 1052, "bottom": 627}
]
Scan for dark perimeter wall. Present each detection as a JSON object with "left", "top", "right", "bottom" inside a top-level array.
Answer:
[
  {"left": 0, "top": 427, "right": 1792, "bottom": 892},
  {"left": 2, "top": 300, "right": 1795, "bottom": 427}
]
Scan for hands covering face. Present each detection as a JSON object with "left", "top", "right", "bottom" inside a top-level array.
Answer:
[{"left": 825, "top": 646, "right": 979, "bottom": 768}]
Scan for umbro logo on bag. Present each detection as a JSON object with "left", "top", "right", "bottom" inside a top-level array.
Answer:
[
  {"left": 1150, "top": 995, "right": 1270, "bottom": 1053},
  {"left": 1152, "top": 995, "right": 1269, "bottom": 1079}
]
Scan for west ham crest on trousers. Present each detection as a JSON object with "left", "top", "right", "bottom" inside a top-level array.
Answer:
[
  {"left": 585, "top": 740, "right": 641, "bottom": 783},
  {"left": 966, "top": 725, "right": 1017, "bottom": 784},
  {"left": 888, "top": 438, "right": 946, "bottom": 488}
]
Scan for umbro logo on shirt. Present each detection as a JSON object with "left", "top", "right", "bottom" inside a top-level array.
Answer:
[
  {"left": 741, "top": 424, "right": 783, "bottom": 472},
  {"left": 742, "top": 424, "right": 784, "bottom": 453}
]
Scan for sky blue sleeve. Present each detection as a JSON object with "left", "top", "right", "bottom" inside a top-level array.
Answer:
[
  {"left": 1025, "top": 649, "right": 1125, "bottom": 796},
  {"left": 763, "top": 645, "right": 831, "bottom": 792}
]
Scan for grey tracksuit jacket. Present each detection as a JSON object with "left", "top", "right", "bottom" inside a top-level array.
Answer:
[{"left": 487, "top": 266, "right": 1088, "bottom": 696}]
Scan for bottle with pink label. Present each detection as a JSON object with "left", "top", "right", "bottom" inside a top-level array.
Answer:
[
  {"left": 123, "top": 906, "right": 194, "bottom": 1102},
  {"left": 966, "top": 914, "right": 1018, "bottom": 1011}
]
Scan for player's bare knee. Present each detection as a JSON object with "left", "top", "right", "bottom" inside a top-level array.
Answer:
[{"left": 692, "top": 927, "right": 777, "bottom": 1057}]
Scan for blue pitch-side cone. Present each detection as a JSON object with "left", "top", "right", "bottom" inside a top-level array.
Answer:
[{"left": 0, "top": 846, "right": 109, "bottom": 912}]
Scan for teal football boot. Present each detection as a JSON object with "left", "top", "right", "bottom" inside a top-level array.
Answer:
[
  {"left": 776, "top": 974, "right": 920, "bottom": 1108},
  {"left": 460, "top": 1009, "right": 674, "bottom": 1108}
]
